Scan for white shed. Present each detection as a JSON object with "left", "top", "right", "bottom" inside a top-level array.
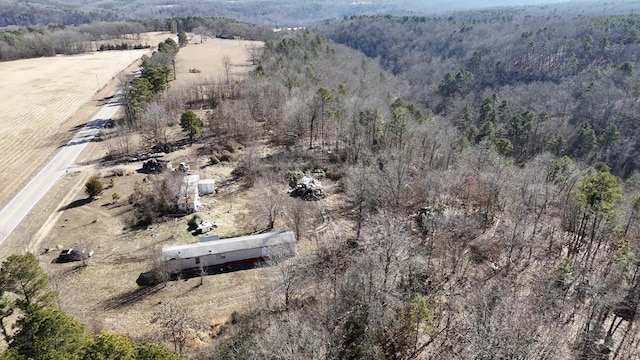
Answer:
[
  {"left": 162, "top": 230, "right": 296, "bottom": 274},
  {"left": 177, "top": 174, "right": 200, "bottom": 213},
  {"left": 198, "top": 179, "right": 215, "bottom": 195}
]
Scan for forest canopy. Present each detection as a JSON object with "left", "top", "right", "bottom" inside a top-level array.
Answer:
[{"left": 315, "top": 12, "right": 640, "bottom": 177}]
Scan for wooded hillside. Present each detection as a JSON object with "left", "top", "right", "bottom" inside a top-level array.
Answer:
[
  {"left": 192, "top": 18, "right": 640, "bottom": 358},
  {"left": 316, "top": 11, "right": 640, "bottom": 178},
  {"left": 3, "top": 2, "right": 640, "bottom": 358}
]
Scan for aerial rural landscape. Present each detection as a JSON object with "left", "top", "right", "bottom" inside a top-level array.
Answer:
[{"left": 1, "top": 0, "right": 640, "bottom": 359}]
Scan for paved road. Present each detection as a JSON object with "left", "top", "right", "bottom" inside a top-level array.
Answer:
[{"left": 0, "top": 93, "right": 123, "bottom": 246}]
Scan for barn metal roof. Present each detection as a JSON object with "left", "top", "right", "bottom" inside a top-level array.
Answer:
[{"left": 162, "top": 230, "right": 296, "bottom": 260}]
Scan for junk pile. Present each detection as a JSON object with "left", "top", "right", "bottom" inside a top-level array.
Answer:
[
  {"left": 197, "top": 221, "right": 217, "bottom": 235},
  {"left": 142, "top": 158, "right": 171, "bottom": 173},
  {"left": 289, "top": 176, "right": 326, "bottom": 201},
  {"left": 57, "top": 245, "right": 94, "bottom": 263}
]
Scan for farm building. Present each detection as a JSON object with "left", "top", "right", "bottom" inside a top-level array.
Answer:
[
  {"left": 162, "top": 230, "right": 297, "bottom": 274},
  {"left": 198, "top": 179, "right": 215, "bottom": 195},
  {"left": 177, "top": 174, "right": 200, "bottom": 213}
]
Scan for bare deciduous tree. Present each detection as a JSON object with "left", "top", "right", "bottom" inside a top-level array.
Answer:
[
  {"left": 151, "top": 302, "right": 198, "bottom": 355},
  {"left": 264, "top": 252, "right": 304, "bottom": 311},
  {"left": 252, "top": 310, "right": 328, "bottom": 359},
  {"left": 255, "top": 182, "right": 284, "bottom": 231},
  {"left": 344, "top": 165, "right": 375, "bottom": 240},
  {"left": 139, "top": 101, "right": 174, "bottom": 151},
  {"left": 285, "top": 197, "right": 310, "bottom": 242},
  {"left": 223, "top": 55, "right": 232, "bottom": 85},
  {"left": 246, "top": 45, "right": 263, "bottom": 65}
]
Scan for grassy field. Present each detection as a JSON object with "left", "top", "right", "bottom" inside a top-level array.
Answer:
[{"left": 173, "top": 35, "right": 263, "bottom": 87}]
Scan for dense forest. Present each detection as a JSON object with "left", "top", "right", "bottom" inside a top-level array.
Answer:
[
  {"left": 199, "top": 30, "right": 640, "bottom": 360},
  {"left": 0, "top": 0, "right": 398, "bottom": 27},
  {"left": 316, "top": 11, "right": 640, "bottom": 178},
  {"left": 0, "top": 2, "right": 119, "bottom": 27},
  {"left": 4, "top": 1, "right": 640, "bottom": 359}
]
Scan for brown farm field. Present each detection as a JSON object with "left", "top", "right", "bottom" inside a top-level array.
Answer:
[
  {"left": 0, "top": 35, "right": 333, "bottom": 354},
  {"left": 0, "top": 32, "right": 174, "bottom": 211},
  {"left": 173, "top": 36, "right": 263, "bottom": 87}
]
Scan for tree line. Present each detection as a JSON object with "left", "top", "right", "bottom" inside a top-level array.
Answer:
[
  {"left": 0, "top": 21, "right": 146, "bottom": 61},
  {"left": 0, "top": 18, "right": 272, "bottom": 63}
]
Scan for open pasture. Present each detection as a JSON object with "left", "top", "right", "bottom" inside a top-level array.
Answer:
[{"left": 174, "top": 36, "right": 263, "bottom": 86}]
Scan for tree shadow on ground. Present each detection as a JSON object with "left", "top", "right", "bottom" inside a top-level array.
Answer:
[
  {"left": 59, "top": 198, "right": 91, "bottom": 211},
  {"left": 100, "top": 285, "right": 165, "bottom": 310},
  {"left": 51, "top": 262, "right": 87, "bottom": 275}
]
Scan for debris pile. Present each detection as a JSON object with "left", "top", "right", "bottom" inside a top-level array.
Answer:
[
  {"left": 56, "top": 245, "right": 94, "bottom": 263},
  {"left": 142, "top": 158, "right": 171, "bottom": 173},
  {"left": 289, "top": 176, "right": 326, "bottom": 201},
  {"left": 177, "top": 162, "right": 190, "bottom": 172}
]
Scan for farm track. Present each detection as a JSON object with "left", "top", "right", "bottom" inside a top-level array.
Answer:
[{"left": 308, "top": 206, "right": 332, "bottom": 235}]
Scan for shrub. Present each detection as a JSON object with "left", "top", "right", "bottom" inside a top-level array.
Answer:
[
  {"left": 286, "top": 169, "right": 305, "bottom": 186},
  {"left": 129, "top": 177, "right": 179, "bottom": 228},
  {"left": 85, "top": 176, "right": 104, "bottom": 199}
]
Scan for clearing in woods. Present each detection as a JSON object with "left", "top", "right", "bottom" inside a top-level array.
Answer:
[{"left": 173, "top": 35, "right": 263, "bottom": 87}]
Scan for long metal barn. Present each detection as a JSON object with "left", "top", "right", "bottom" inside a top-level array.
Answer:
[{"left": 162, "top": 230, "right": 297, "bottom": 274}]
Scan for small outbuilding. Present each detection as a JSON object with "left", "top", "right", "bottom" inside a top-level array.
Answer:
[
  {"left": 198, "top": 179, "right": 215, "bottom": 195},
  {"left": 162, "top": 230, "right": 296, "bottom": 275},
  {"left": 177, "top": 174, "right": 200, "bottom": 213},
  {"left": 196, "top": 222, "right": 217, "bottom": 234}
]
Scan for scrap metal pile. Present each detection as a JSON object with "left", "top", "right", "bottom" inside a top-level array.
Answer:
[
  {"left": 289, "top": 176, "right": 326, "bottom": 201},
  {"left": 142, "top": 158, "right": 171, "bottom": 173}
]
